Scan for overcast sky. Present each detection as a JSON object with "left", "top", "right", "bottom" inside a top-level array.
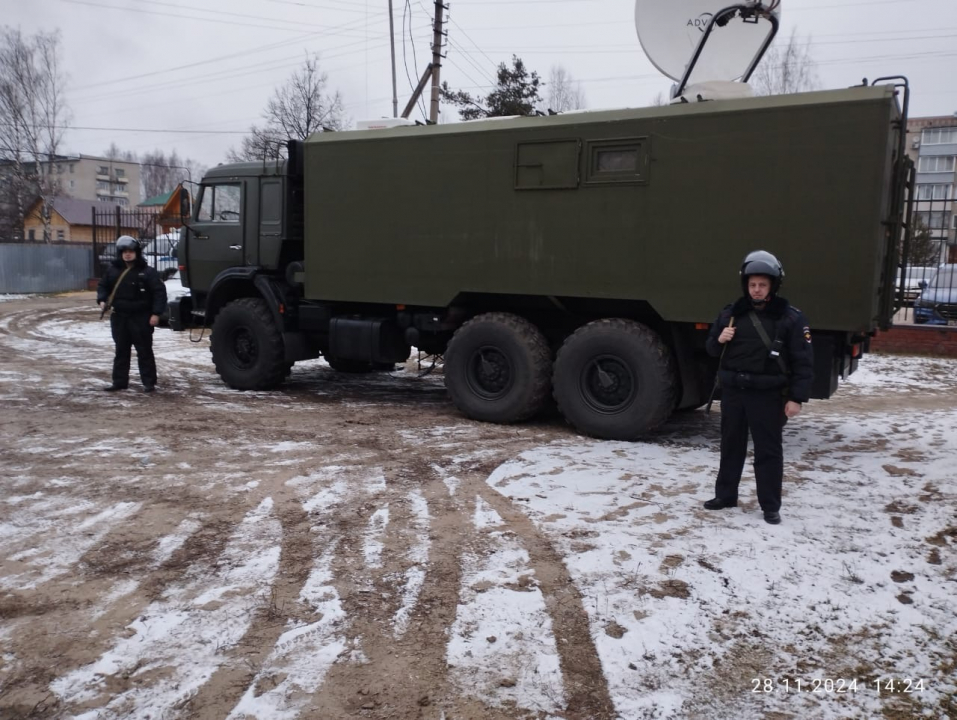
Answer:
[{"left": 7, "top": 0, "right": 957, "bottom": 169}]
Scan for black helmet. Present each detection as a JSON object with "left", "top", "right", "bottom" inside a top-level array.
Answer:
[
  {"left": 740, "top": 250, "right": 784, "bottom": 295},
  {"left": 116, "top": 235, "right": 141, "bottom": 257}
]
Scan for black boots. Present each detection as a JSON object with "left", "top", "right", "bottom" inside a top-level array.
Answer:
[
  {"left": 143, "top": 385, "right": 156, "bottom": 393},
  {"left": 703, "top": 498, "right": 738, "bottom": 510},
  {"left": 103, "top": 384, "right": 127, "bottom": 392},
  {"left": 763, "top": 511, "right": 781, "bottom": 525}
]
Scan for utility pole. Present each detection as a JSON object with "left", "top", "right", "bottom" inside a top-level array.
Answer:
[
  {"left": 388, "top": 0, "right": 398, "bottom": 117},
  {"left": 428, "top": 1, "right": 448, "bottom": 124}
]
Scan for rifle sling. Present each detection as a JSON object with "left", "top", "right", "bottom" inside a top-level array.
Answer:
[{"left": 748, "top": 311, "right": 789, "bottom": 376}]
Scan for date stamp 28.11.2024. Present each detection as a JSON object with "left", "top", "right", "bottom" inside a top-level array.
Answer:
[{"left": 751, "top": 677, "right": 927, "bottom": 695}]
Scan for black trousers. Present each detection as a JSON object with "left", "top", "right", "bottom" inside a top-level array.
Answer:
[
  {"left": 111, "top": 312, "right": 156, "bottom": 388},
  {"left": 714, "top": 386, "right": 785, "bottom": 512}
]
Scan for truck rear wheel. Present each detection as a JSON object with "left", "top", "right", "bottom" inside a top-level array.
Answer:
[
  {"left": 445, "top": 312, "right": 551, "bottom": 424},
  {"left": 553, "top": 319, "right": 676, "bottom": 440},
  {"left": 211, "top": 298, "right": 287, "bottom": 390}
]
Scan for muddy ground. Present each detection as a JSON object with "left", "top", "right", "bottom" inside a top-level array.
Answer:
[{"left": 1, "top": 292, "right": 955, "bottom": 720}]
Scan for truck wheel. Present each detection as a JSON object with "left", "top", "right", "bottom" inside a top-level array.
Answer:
[
  {"left": 444, "top": 312, "right": 551, "bottom": 424},
  {"left": 553, "top": 319, "right": 676, "bottom": 440},
  {"left": 211, "top": 298, "right": 287, "bottom": 390}
]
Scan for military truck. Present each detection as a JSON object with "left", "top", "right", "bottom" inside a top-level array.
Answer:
[{"left": 169, "top": 82, "right": 911, "bottom": 440}]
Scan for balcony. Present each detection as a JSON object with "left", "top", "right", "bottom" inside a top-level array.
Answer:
[{"left": 113, "top": 175, "right": 129, "bottom": 184}]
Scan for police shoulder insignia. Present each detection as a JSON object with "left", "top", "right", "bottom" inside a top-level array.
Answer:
[{"left": 803, "top": 326, "right": 812, "bottom": 343}]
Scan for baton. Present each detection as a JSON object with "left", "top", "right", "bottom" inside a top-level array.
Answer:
[{"left": 705, "top": 316, "right": 735, "bottom": 413}]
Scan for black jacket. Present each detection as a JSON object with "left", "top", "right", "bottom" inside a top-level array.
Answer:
[
  {"left": 97, "top": 257, "right": 167, "bottom": 316},
  {"left": 706, "top": 295, "right": 814, "bottom": 403}
]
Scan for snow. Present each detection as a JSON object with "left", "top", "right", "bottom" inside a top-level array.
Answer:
[
  {"left": 52, "top": 499, "right": 283, "bottom": 717},
  {"left": 1, "top": 296, "right": 953, "bottom": 718},
  {"left": 484, "top": 407, "right": 957, "bottom": 719}
]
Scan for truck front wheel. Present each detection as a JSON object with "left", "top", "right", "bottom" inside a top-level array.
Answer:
[
  {"left": 553, "top": 319, "right": 676, "bottom": 440},
  {"left": 211, "top": 298, "right": 287, "bottom": 390},
  {"left": 444, "top": 312, "right": 551, "bottom": 424}
]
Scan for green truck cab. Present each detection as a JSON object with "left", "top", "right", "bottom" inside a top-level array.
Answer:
[{"left": 170, "top": 83, "right": 910, "bottom": 440}]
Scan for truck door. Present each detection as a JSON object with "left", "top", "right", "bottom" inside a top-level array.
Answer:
[{"left": 188, "top": 181, "right": 244, "bottom": 292}]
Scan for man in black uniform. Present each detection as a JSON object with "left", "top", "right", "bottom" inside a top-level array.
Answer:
[
  {"left": 703, "top": 251, "right": 813, "bottom": 525},
  {"left": 97, "top": 235, "right": 167, "bottom": 393}
]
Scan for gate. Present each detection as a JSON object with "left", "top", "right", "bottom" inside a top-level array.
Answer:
[{"left": 91, "top": 207, "right": 180, "bottom": 280}]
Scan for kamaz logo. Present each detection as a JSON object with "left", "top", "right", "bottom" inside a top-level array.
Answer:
[{"left": 687, "top": 13, "right": 713, "bottom": 32}]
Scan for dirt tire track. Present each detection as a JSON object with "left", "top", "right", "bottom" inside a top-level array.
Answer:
[
  {"left": 474, "top": 481, "right": 617, "bottom": 720},
  {"left": 182, "top": 492, "right": 314, "bottom": 718},
  {"left": 308, "top": 455, "right": 468, "bottom": 719},
  {"left": 1, "top": 294, "right": 612, "bottom": 719}
]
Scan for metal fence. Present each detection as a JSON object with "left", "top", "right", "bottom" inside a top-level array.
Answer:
[
  {"left": 92, "top": 207, "right": 179, "bottom": 280},
  {"left": 0, "top": 243, "right": 94, "bottom": 294},
  {"left": 896, "top": 190, "right": 957, "bottom": 325}
]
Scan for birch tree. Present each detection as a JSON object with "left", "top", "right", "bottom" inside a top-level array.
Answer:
[
  {"left": 543, "top": 65, "right": 586, "bottom": 113},
  {"left": 0, "top": 28, "right": 70, "bottom": 242}
]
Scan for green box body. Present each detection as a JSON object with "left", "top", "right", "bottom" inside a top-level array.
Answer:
[{"left": 303, "top": 85, "right": 899, "bottom": 332}]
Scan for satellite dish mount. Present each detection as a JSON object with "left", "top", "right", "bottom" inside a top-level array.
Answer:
[
  {"left": 635, "top": 0, "right": 781, "bottom": 101},
  {"left": 674, "top": 2, "right": 780, "bottom": 98}
]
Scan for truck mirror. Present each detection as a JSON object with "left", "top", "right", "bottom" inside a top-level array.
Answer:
[{"left": 180, "top": 187, "right": 191, "bottom": 219}]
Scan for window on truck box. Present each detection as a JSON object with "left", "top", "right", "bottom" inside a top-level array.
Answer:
[
  {"left": 197, "top": 183, "right": 242, "bottom": 223},
  {"left": 584, "top": 138, "right": 648, "bottom": 185}
]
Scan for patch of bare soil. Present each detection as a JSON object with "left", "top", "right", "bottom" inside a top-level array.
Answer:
[{"left": 0, "top": 294, "right": 613, "bottom": 720}]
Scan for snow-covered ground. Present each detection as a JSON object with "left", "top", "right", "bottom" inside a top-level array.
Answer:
[{"left": 0, "top": 293, "right": 955, "bottom": 719}]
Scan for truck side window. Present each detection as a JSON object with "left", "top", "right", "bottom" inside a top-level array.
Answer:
[
  {"left": 197, "top": 184, "right": 242, "bottom": 223},
  {"left": 197, "top": 186, "right": 214, "bottom": 222},
  {"left": 213, "top": 184, "right": 242, "bottom": 223}
]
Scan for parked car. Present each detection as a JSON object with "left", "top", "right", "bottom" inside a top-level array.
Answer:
[
  {"left": 98, "top": 231, "right": 180, "bottom": 280},
  {"left": 896, "top": 266, "right": 936, "bottom": 305},
  {"left": 913, "top": 264, "right": 957, "bottom": 324}
]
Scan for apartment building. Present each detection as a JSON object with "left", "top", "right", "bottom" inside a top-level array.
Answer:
[
  {"left": 0, "top": 154, "right": 141, "bottom": 207},
  {"left": 905, "top": 114, "right": 957, "bottom": 264},
  {"left": 51, "top": 154, "right": 142, "bottom": 207}
]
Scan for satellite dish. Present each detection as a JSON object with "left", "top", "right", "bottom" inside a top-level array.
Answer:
[{"left": 635, "top": 0, "right": 781, "bottom": 86}]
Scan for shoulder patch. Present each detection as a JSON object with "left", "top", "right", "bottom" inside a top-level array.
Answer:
[{"left": 803, "top": 326, "right": 812, "bottom": 343}]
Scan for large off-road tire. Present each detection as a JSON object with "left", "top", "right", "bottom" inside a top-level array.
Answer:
[
  {"left": 326, "top": 357, "right": 395, "bottom": 373},
  {"left": 553, "top": 319, "right": 677, "bottom": 440},
  {"left": 444, "top": 312, "right": 552, "bottom": 424},
  {"left": 211, "top": 298, "right": 287, "bottom": 390}
]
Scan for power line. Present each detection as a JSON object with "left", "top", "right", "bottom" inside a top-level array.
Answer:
[
  {"left": 70, "top": 14, "right": 382, "bottom": 92},
  {"left": 1, "top": 123, "right": 248, "bottom": 135},
  {"left": 57, "top": 0, "right": 378, "bottom": 34}
]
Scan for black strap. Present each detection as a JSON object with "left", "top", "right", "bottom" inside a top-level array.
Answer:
[{"left": 748, "top": 311, "right": 789, "bottom": 376}]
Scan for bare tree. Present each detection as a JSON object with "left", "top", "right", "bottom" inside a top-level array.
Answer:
[
  {"left": 103, "top": 142, "right": 136, "bottom": 163},
  {"left": 751, "top": 28, "right": 820, "bottom": 96},
  {"left": 650, "top": 92, "right": 668, "bottom": 107},
  {"left": 139, "top": 150, "right": 205, "bottom": 200},
  {"left": 0, "top": 28, "right": 70, "bottom": 242},
  {"left": 542, "top": 65, "right": 586, "bottom": 113},
  {"left": 228, "top": 55, "right": 346, "bottom": 162}
]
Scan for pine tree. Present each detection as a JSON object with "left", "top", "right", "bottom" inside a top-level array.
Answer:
[{"left": 441, "top": 56, "right": 542, "bottom": 121}]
